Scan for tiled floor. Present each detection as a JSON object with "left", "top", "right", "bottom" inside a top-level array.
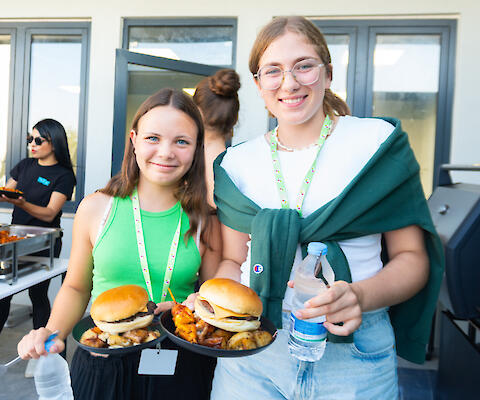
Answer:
[{"left": 1, "top": 305, "right": 440, "bottom": 400}]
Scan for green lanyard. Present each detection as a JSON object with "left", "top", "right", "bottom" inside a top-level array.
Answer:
[
  {"left": 131, "top": 187, "right": 183, "bottom": 302},
  {"left": 269, "top": 116, "right": 332, "bottom": 216}
]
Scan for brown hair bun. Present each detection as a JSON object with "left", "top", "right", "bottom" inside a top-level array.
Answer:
[
  {"left": 193, "top": 69, "right": 241, "bottom": 137},
  {"left": 208, "top": 69, "right": 241, "bottom": 98}
]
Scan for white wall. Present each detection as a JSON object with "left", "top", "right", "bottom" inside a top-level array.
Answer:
[{"left": 1, "top": 1, "right": 480, "bottom": 306}]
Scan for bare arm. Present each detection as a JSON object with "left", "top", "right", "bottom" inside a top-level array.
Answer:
[
  {"left": 184, "top": 222, "right": 247, "bottom": 309},
  {"left": 44, "top": 200, "right": 95, "bottom": 340},
  {"left": 351, "top": 225, "right": 429, "bottom": 311},
  {"left": 297, "top": 225, "right": 429, "bottom": 336},
  {"left": 4, "top": 191, "right": 68, "bottom": 222},
  {"left": 198, "top": 214, "right": 222, "bottom": 283},
  {"left": 17, "top": 193, "right": 111, "bottom": 358},
  {"left": 214, "top": 223, "right": 249, "bottom": 281}
]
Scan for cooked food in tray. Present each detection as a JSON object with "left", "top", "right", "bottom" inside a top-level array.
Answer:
[
  {"left": 0, "top": 186, "right": 23, "bottom": 194},
  {"left": 80, "top": 284, "right": 161, "bottom": 349},
  {"left": 0, "top": 187, "right": 23, "bottom": 199},
  {"left": 0, "top": 230, "right": 25, "bottom": 244},
  {"left": 172, "top": 279, "right": 273, "bottom": 350}
]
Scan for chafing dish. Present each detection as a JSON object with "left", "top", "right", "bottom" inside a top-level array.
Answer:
[{"left": 0, "top": 225, "right": 61, "bottom": 284}]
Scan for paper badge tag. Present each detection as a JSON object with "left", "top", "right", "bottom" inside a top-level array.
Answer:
[{"left": 138, "top": 349, "right": 178, "bottom": 375}]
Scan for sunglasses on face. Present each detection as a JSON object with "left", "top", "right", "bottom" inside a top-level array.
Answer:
[{"left": 27, "top": 136, "right": 48, "bottom": 146}]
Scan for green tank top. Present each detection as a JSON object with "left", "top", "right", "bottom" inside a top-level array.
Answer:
[{"left": 91, "top": 196, "right": 201, "bottom": 303}]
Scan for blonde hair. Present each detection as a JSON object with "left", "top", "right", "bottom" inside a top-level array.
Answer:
[{"left": 249, "top": 16, "right": 350, "bottom": 118}]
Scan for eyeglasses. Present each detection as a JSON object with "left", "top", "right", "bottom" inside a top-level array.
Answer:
[
  {"left": 27, "top": 136, "right": 48, "bottom": 146},
  {"left": 254, "top": 59, "right": 325, "bottom": 90}
]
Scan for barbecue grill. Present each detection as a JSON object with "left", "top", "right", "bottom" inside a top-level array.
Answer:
[{"left": 428, "top": 164, "right": 480, "bottom": 399}]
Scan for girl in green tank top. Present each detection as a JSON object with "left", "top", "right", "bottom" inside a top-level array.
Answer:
[
  {"left": 91, "top": 196, "right": 201, "bottom": 303},
  {"left": 17, "top": 88, "right": 221, "bottom": 400}
]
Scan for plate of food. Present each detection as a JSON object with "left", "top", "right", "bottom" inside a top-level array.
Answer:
[
  {"left": 0, "top": 187, "right": 23, "bottom": 199},
  {"left": 72, "top": 285, "right": 165, "bottom": 355},
  {"left": 160, "top": 278, "right": 277, "bottom": 358}
]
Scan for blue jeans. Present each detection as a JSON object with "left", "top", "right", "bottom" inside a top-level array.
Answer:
[{"left": 211, "top": 309, "right": 398, "bottom": 400}]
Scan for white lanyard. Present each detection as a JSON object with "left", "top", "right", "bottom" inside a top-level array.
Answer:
[{"left": 131, "top": 187, "right": 183, "bottom": 302}]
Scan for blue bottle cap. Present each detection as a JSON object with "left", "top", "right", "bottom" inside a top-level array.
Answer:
[{"left": 307, "top": 242, "right": 327, "bottom": 256}]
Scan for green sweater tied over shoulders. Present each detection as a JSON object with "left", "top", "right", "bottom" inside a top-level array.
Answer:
[{"left": 213, "top": 117, "right": 444, "bottom": 364}]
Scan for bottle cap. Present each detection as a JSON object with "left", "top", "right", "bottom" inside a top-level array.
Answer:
[{"left": 307, "top": 242, "right": 327, "bottom": 256}]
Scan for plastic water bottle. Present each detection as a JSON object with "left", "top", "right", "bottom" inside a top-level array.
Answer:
[
  {"left": 288, "top": 242, "right": 332, "bottom": 361},
  {"left": 34, "top": 353, "right": 74, "bottom": 400}
]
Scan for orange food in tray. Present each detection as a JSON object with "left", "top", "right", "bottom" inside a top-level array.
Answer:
[
  {"left": 0, "top": 230, "right": 25, "bottom": 244},
  {"left": 0, "top": 187, "right": 23, "bottom": 194}
]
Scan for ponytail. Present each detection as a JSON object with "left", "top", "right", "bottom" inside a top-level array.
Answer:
[{"left": 323, "top": 89, "right": 351, "bottom": 118}]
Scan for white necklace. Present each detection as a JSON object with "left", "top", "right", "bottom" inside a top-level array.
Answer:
[{"left": 274, "top": 128, "right": 322, "bottom": 152}]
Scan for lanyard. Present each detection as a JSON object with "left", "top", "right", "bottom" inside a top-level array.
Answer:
[
  {"left": 269, "top": 116, "right": 332, "bottom": 216},
  {"left": 131, "top": 187, "right": 183, "bottom": 302}
]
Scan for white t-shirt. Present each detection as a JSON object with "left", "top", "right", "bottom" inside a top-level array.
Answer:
[{"left": 221, "top": 115, "right": 395, "bottom": 310}]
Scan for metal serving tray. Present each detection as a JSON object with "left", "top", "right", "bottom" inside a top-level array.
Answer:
[{"left": 0, "top": 225, "right": 61, "bottom": 284}]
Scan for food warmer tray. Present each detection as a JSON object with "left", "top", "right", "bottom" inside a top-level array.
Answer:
[{"left": 0, "top": 225, "right": 61, "bottom": 284}]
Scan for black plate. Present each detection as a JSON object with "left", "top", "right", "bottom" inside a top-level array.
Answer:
[
  {"left": 72, "top": 315, "right": 166, "bottom": 355},
  {"left": 0, "top": 189, "right": 23, "bottom": 199},
  {"left": 160, "top": 310, "right": 277, "bottom": 358}
]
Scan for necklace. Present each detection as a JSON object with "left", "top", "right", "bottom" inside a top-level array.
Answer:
[{"left": 274, "top": 125, "right": 332, "bottom": 152}]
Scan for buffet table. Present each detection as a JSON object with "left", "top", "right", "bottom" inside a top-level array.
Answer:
[{"left": 0, "top": 257, "right": 68, "bottom": 300}]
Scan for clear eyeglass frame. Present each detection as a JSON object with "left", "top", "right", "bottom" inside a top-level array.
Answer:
[{"left": 254, "top": 59, "right": 325, "bottom": 90}]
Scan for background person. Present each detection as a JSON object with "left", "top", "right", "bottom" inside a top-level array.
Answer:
[
  {"left": 193, "top": 68, "right": 240, "bottom": 207},
  {"left": 0, "top": 118, "right": 76, "bottom": 375},
  {"left": 17, "top": 89, "right": 221, "bottom": 400},
  {"left": 210, "top": 16, "right": 443, "bottom": 399}
]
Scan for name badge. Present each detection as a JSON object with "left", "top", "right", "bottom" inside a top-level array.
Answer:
[
  {"left": 37, "top": 176, "right": 51, "bottom": 186},
  {"left": 138, "top": 348, "right": 178, "bottom": 375}
]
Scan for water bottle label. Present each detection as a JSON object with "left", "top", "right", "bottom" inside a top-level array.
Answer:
[{"left": 290, "top": 313, "right": 327, "bottom": 342}]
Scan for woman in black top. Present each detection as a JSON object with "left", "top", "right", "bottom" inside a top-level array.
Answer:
[{"left": 0, "top": 119, "right": 76, "bottom": 338}]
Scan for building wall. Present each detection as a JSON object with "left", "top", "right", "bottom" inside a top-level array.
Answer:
[{"left": 1, "top": 1, "right": 479, "bottom": 305}]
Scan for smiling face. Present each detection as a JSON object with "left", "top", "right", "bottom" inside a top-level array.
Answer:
[
  {"left": 255, "top": 31, "right": 331, "bottom": 128},
  {"left": 131, "top": 105, "right": 198, "bottom": 189},
  {"left": 29, "top": 128, "right": 55, "bottom": 160}
]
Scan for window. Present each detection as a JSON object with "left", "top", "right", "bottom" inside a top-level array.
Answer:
[
  {"left": 0, "top": 34, "right": 12, "bottom": 186},
  {"left": 314, "top": 19, "right": 456, "bottom": 196},
  {"left": 113, "top": 18, "right": 235, "bottom": 176},
  {"left": 0, "top": 22, "right": 90, "bottom": 211},
  {"left": 123, "top": 18, "right": 237, "bottom": 67}
]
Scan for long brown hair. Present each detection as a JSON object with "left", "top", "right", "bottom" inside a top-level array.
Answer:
[
  {"left": 193, "top": 68, "right": 241, "bottom": 141},
  {"left": 101, "top": 88, "right": 209, "bottom": 241},
  {"left": 249, "top": 16, "right": 350, "bottom": 118}
]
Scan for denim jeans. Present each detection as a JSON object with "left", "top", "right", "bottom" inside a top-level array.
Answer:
[{"left": 211, "top": 309, "right": 398, "bottom": 400}]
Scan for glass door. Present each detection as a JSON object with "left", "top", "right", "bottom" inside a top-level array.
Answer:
[
  {"left": 367, "top": 32, "right": 442, "bottom": 195},
  {"left": 0, "top": 33, "right": 12, "bottom": 186},
  {"left": 112, "top": 49, "right": 221, "bottom": 175},
  {"left": 315, "top": 20, "right": 456, "bottom": 196}
]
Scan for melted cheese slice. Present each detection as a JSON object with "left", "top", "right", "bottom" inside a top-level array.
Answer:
[{"left": 199, "top": 297, "right": 251, "bottom": 320}]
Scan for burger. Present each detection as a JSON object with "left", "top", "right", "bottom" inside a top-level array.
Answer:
[
  {"left": 90, "top": 284, "right": 156, "bottom": 334},
  {"left": 194, "top": 278, "right": 263, "bottom": 332}
]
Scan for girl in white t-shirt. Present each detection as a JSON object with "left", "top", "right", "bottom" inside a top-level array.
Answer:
[{"left": 210, "top": 16, "right": 430, "bottom": 399}]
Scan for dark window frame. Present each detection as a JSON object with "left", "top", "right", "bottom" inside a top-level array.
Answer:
[
  {"left": 112, "top": 49, "right": 221, "bottom": 176},
  {"left": 122, "top": 17, "right": 238, "bottom": 68},
  {"left": 0, "top": 21, "right": 90, "bottom": 213},
  {"left": 314, "top": 19, "right": 456, "bottom": 190}
]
